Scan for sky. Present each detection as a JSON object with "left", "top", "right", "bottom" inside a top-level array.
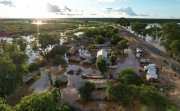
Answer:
[{"left": 0, "top": 0, "right": 180, "bottom": 18}]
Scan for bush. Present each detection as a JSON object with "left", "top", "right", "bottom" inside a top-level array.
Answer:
[
  {"left": 79, "top": 82, "right": 95, "bottom": 102},
  {"left": 118, "top": 68, "right": 144, "bottom": 85},
  {"left": 109, "top": 54, "right": 117, "bottom": 65},
  {"left": 111, "top": 35, "right": 123, "bottom": 45},
  {"left": 0, "top": 98, "right": 13, "bottom": 111},
  {"left": 106, "top": 83, "right": 139, "bottom": 106},
  {"left": 56, "top": 103, "right": 75, "bottom": 111},
  {"left": 15, "top": 88, "right": 60, "bottom": 111},
  {"left": 54, "top": 79, "right": 68, "bottom": 88},
  {"left": 49, "top": 45, "right": 67, "bottom": 58},
  {"left": 106, "top": 84, "right": 177, "bottom": 111},
  {"left": 139, "top": 85, "right": 177, "bottom": 111},
  {"left": 53, "top": 54, "right": 67, "bottom": 66},
  {"left": 95, "top": 35, "right": 105, "bottom": 44},
  {"left": 28, "top": 62, "right": 40, "bottom": 72}
]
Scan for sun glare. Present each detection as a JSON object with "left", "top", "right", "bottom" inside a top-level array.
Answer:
[{"left": 32, "top": 21, "right": 44, "bottom": 25}]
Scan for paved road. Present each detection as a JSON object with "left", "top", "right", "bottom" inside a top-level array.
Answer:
[{"left": 121, "top": 28, "right": 180, "bottom": 74}]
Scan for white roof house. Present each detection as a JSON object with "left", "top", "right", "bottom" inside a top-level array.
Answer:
[
  {"left": 97, "top": 49, "right": 108, "bottom": 58},
  {"left": 96, "top": 49, "right": 111, "bottom": 65}
]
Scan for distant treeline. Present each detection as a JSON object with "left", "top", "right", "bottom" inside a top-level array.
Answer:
[{"left": 0, "top": 18, "right": 180, "bottom": 23}]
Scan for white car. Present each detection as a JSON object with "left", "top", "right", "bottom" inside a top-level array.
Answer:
[
  {"left": 146, "top": 70, "right": 158, "bottom": 81},
  {"left": 136, "top": 48, "right": 143, "bottom": 53}
]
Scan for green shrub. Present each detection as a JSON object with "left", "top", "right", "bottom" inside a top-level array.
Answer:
[
  {"left": 106, "top": 83, "right": 139, "bottom": 106},
  {"left": 0, "top": 98, "right": 14, "bottom": 111},
  {"left": 79, "top": 82, "right": 95, "bottom": 102},
  {"left": 53, "top": 54, "right": 67, "bottom": 66},
  {"left": 28, "top": 62, "right": 40, "bottom": 72},
  {"left": 118, "top": 68, "right": 144, "bottom": 85}
]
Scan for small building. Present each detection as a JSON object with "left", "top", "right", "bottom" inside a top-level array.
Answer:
[
  {"left": 97, "top": 49, "right": 108, "bottom": 58},
  {"left": 96, "top": 49, "right": 111, "bottom": 65}
]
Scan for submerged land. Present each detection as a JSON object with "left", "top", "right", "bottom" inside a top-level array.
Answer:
[{"left": 0, "top": 18, "right": 180, "bottom": 111}]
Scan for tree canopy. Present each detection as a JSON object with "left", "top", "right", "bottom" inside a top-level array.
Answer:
[
  {"left": 131, "top": 22, "right": 147, "bottom": 35},
  {"left": 0, "top": 42, "right": 28, "bottom": 98},
  {"left": 0, "top": 98, "right": 13, "bottom": 111},
  {"left": 39, "top": 32, "right": 60, "bottom": 48},
  {"left": 96, "top": 59, "right": 107, "bottom": 75},
  {"left": 116, "top": 18, "right": 130, "bottom": 27},
  {"left": 161, "top": 22, "right": 180, "bottom": 58},
  {"left": 118, "top": 68, "right": 144, "bottom": 85},
  {"left": 116, "top": 39, "right": 129, "bottom": 53}
]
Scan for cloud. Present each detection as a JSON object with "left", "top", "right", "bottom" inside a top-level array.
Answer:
[
  {"left": 104, "top": 7, "right": 149, "bottom": 17},
  {"left": 118, "top": 7, "right": 137, "bottom": 16},
  {"left": 96, "top": 0, "right": 117, "bottom": 3},
  {"left": 46, "top": 2, "right": 61, "bottom": 12},
  {"left": 0, "top": 0, "right": 14, "bottom": 6}
]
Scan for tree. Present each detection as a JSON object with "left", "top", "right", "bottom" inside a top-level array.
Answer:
[
  {"left": 111, "top": 34, "right": 123, "bottom": 45},
  {"left": 39, "top": 32, "right": 60, "bottom": 48},
  {"left": 0, "top": 56, "right": 18, "bottom": 98},
  {"left": 139, "top": 85, "right": 177, "bottom": 111},
  {"left": 17, "top": 38, "right": 27, "bottom": 52},
  {"left": 0, "top": 43, "right": 28, "bottom": 98},
  {"left": 28, "top": 62, "right": 41, "bottom": 72},
  {"left": 49, "top": 45, "right": 67, "bottom": 58},
  {"left": 106, "top": 83, "right": 138, "bottom": 106},
  {"left": 145, "top": 26, "right": 161, "bottom": 37},
  {"left": 116, "top": 18, "right": 130, "bottom": 27},
  {"left": 96, "top": 59, "right": 107, "bottom": 76},
  {"left": 53, "top": 54, "right": 67, "bottom": 66},
  {"left": 31, "top": 42, "right": 38, "bottom": 52},
  {"left": 161, "top": 22, "right": 180, "bottom": 58},
  {"left": 79, "top": 82, "right": 95, "bottom": 102},
  {"left": 95, "top": 35, "right": 105, "bottom": 44},
  {"left": 116, "top": 39, "right": 129, "bottom": 54},
  {"left": 15, "top": 88, "right": 59, "bottom": 111},
  {"left": 106, "top": 84, "right": 177, "bottom": 110},
  {"left": 0, "top": 98, "right": 14, "bottom": 111},
  {"left": 13, "top": 38, "right": 27, "bottom": 52},
  {"left": 118, "top": 68, "right": 144, "bottom": 85},
  {"left": 161, "top": 22, "right": 180, "bottom": 41},
  {"left": 109, "top": 54, "right": 117, "bottom": 65},
  {"left": 170, "top": 40, "right": 180, "bottom": 59},
  {"left": 131, "top": 22, "right": 147, "bottom": 35}
]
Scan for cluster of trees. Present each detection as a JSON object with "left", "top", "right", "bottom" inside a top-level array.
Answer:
[
  {"left": 0, "top": 41, "right": 28, "bottom": 98},
  {"left": 106, "top": 68, "right": 177, "bottom": 111},
  {"left": 37, "top": 31, "right": 68, "bottom": 66},
  {"left": 0, "top": 23, "right": 36, "bottom": 36},
  {"left": 116, "top": 39, "right": 129, "bottom": 54},
  {"left": 116, "top": 18, "right": 130, "bottom": 27},
  {"left": 38, "top": 32, "right": 60, "bottom": 49},
  {"left": 117, "top": 18, "right": 180, "bottom": 60},
  {"left": 131, "top": 22, "right": 147, "bottom": 35},
  {"left": 84, "top": 26, "right": 119, "bottom": 44},
  {"left": 161, "top": 22, "right": 180, "bottom": 58},
  {"left": 0, "top": 88, "right": 74, "bottom": 111},
  {"left": 0, "top": 22, "right": 79, "bottom": 36}
]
